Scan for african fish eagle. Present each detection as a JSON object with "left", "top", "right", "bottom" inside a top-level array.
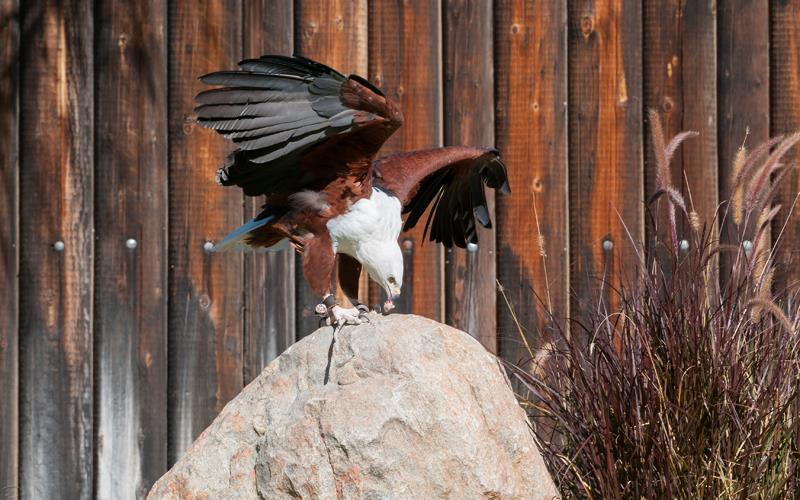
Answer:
[{"left": 195, "top": 55, "right": 509, "bottom": 325}]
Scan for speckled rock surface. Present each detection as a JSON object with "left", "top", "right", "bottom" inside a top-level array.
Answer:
[{"left": 147, "top": 313, "right": 558, "bottom": 499}]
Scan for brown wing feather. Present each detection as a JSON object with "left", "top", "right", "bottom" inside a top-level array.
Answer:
[
  {"left": 196, "top": 55, "right": 403, "bottom": 200},
  {"left": 374, "top": 146, "right": 510, "bottom": 248}
]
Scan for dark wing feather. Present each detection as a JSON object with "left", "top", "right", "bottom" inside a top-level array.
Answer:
[
  {"left": 374, "top": 146, "right": 510, "bottom": 248},
  {"left": 195, "top": 55, "right": 402, "bottom": 198},
  {"left": 402, "top": 168, "right": 450, "bottom": 230}
]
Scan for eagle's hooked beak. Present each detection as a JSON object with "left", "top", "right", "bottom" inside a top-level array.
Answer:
[{"left": 383, "top": 283, "right": 401, "bottom": 313}]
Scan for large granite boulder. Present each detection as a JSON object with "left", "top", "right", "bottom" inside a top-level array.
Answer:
[{"left": 148, "top": 314, "right": 557, "bottom": 499}]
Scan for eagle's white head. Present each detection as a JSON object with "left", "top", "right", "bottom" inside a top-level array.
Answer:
[{"left": 359, "top": 240, "right": 403, "bottom": 303}]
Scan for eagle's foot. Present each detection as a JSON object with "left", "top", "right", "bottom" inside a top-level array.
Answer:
[{"left": 327, "top": 305, "right": 362, "bottom": 326}]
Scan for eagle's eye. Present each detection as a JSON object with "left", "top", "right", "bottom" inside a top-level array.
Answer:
[{"left": 388, "top": 276, "right": 396, "bottom": 285}]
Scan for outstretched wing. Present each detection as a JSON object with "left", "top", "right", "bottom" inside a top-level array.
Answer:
[
  {"left": 195, "top": 55, "right": 403, "bottom": 197},
  {"left": 374, "top": 146, "right": 510, "bottom": 248}
]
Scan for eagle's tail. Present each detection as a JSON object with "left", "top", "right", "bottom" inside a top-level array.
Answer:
[{"left": 212, "top": 215, "right": 290, "bottom": 253}]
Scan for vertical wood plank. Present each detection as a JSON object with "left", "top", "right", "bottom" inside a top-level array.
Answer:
[
  {"left": 295, "top": 0, "right": 367, "bottom": 73},
  {"left": 495, "top": 0, "right": 568, "bottom": 363},
  {"left": 294, "top": 0, "right": 368, "bottom": 336},
  {"left": 168, "top": 0, "right": 242, "bottom": 463},
  {"left": 242, "top": 0, "right": 296, "bottom": 382},
  {"left": 295, "top": 253, "right": 319, "bottom": 336},
  {"left": 94, "top": 0, "right": 168, "bottom": 497},
  {"left": 443, "top": 0, "right": 496, "bottom": 350},
  {"left": 770, "top": 1, "right": 800, "bottom": 292},
  {"left": 18, "top": 1, "right": 94, "bottom": 498},
  {"left": 369, "top": 0, "right": 443, "bottom": 320},
  {"left": 643, "top": 0, "right": 717, "bottom": 237},
  {"left": 0, "top": 0, "right": 19, "bottom": 496},
  {"left": 568, "top": 1, "right": 643, "bottom": 323},
  {"left": 717, "top": 1, "right": 769, "bottom": 273}
]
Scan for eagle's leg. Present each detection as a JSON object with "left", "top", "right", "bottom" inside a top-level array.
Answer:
[
  {"left": 304, "top": 233, "right": 361, "bottom": 326},
  {"left": 337, "top": 253, "right": 370, "bottom": 321}
]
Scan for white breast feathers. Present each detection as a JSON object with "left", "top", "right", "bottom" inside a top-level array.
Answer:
[{"left": 326, "top": 188, "right": 403, "bottom": 257}]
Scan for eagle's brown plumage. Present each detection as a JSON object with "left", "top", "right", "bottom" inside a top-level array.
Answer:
[
  {"left": 196, "top": 55, "right": 509, "bottom": 321},
  {"left": 374, "top": 147, "right": 509, "bottom": 247}
]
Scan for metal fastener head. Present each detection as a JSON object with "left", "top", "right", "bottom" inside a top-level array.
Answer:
[
  {"left": 466, "top": 242, "right": 478, "bottom": 253},
  {"left": 679, "top": 239, "right": 689, "bottom": 252},
  {"left": 53, "top": 240, "right": 65, "bottom": 252},
  {"left": 602, "top": 239, "right": 613, "bottom": 251},
  {"left": 203, "top": 241, "right": 214, "bottom": 253},
  {"left": 743, "top": 240, "right": 753, "bottom": 253},
  {"left": 125, "top": 238, "right": 138, "bottom": 249}
]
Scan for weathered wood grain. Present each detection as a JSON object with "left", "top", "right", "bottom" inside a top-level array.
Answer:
[
  {"left": 242, "top": 0, "right": 296, "bottom": 383},
  {"left": 643, "top": 0, "right": 717, "bottom": 243},
  {"left": 18, "top": 1, "right": 94, "bottom": 498},
  {"left": 568, "top": 1, "right": 644, "bottom": 327},
  {"left": 369, "top": 0, "right": 443, "bottom": 320},
  {"left": 94, "top": 0, "right": 167, "bottom": 497},
  {"left": 770, "top": 1, "right": 800, "bottom": 294},
  {"left": 443, "top": 0, "right": 496, "bottom": 350},
  {"left": 295, "top": 0, "right": 368, "bottom": 336},
  {"left": 295, "top": 0, "right": 367, "bottom": 73},
  {"left": 718, "top": 1, "right": 769, "bottom": 279},
  {"left": 495, "top": 0, "right": 568, "bottom": 363},
  {"left": 167, "top": 0, "right": 242, "bottom": 464},
  {"left": 0, "top": 0, "right": 18, "bottom": 497}
]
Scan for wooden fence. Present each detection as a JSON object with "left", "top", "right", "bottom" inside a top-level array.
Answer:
[{"left": 1, "top": 0, "right": 799, "bottom": 498}]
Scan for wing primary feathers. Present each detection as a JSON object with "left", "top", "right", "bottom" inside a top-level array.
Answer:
[
  {"left": 199, "top": 71, "right": 308, "bottom": 87},
  {"left": 220, "top": 115, "right": 324, "bottom": 139},
  {"left": 438, "top": 198, "right": 454, "bottom": 247},
  {"left": 387, "top": 148, "right": 511, "bottom": 248},
  {"left": 195, "top": 100, "right": 316, "bottom": 120},
  {"left": 464, "top": 216, "right": 477, "bottom": 244},
  {"left": 312, "top": 96, "right": 348, "bottom": 117},
  {"left": 449, "top": 187, "right": 467, "bottom": 248},
  {"left": 309, "top": 78, "right": 342, "bottom": 95},
  {"left": 196, "top": 54, "right": 401, "bottom": 198},
  {"left": 272, "top": 54, "right": 346, "bottom": 79},
  {"left": 237, "top": 54, "right": 345, "bottom": 80},
  {"left": 451, "top": 210, "right": 467, "bottom": 248},
  {"left": 470, "top": 175, "right": 491, "bottom": 227},
  {"left": 483, "top": 157, "right": 511, "bottom": 193},
  {"left": 422, "top": 188, "right": 446, "bottom": 244},
  {"left": 199, "top": 114, "right": 313, "bottom": 132},
  {"left": 474, "top": 204, "right": 491, "bottom": 228},
  {"left": 249, "top": 128, "right": 336, "bottom": 164},
  {"left": 195, "top": 86, "right": 303, "bottom": 106},
  {"left": 403, "top": 169, "right": 450, "bottom": 231},
  {"left": 233, "top": 120, "right": 332, "bottom": 151}
]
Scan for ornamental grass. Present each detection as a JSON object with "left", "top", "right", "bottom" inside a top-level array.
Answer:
[{"left": 506, "top": 113, "right": 800, "bottom": 498}]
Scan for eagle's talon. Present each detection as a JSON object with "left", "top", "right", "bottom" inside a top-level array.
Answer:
[
  {"left": 328, "top": 305, "right": 361, "bottom": 326},
  {"left": 355, "top": 303, "right": 371, "bottom": 322}
]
